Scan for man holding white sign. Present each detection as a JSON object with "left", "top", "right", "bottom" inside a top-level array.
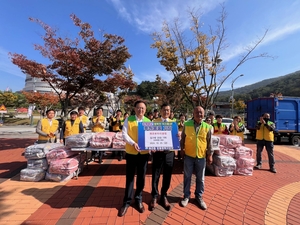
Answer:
[
  {"left": 118, "top": 100, "right": 150, "bottom": 217},
  {"left": 149, "top": 103, "right": 174, "bottom": 211}
]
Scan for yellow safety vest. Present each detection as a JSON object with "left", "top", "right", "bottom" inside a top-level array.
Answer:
[
  {"left": 125, "top": 115, "right": 150, "bottom": 155},
  {"left": 91, "top": 115, "right": 106, "bottom": 132},
  {"left": 64, "top": 118, "right": 80, "bottom": 138},
  {"left": 184, "top": 120, "right": 210, "bottom": 158},
  {"left": 79, "top": 115, "right": 89, "bottom": 131},
  {"left": 256, "top": 121, "right": 274, "bottom": 142},
  {"left": 213, "top": 123, "right": 227, "bottom": 135},
  {"left": 112, "top": 117, "right": 123, "bottom": 132},
  {"left": 38, "top": 118, "right": 59, "bottom": 141},
  {"left": 230, "top": 122, "right": 244, "bottom": 140}
]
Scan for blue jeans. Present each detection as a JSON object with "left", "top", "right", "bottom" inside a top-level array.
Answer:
[{"left": 183, "top": 155, "right": 206, "bottom": 199}]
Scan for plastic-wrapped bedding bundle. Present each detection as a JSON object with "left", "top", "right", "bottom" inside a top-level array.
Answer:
[
  {"left": 211, "top": 135, "right": 221, "bottom": 151},
  {"left": 236, "top": 157, "right": 255, "bottom": 168},
  {"left": 213, "top": 165, "right": 236, "bottom": 177},
  {"left": 213, "top": 145, "right": 235, "bottom": 158},
  {"left": 112, "top": 132, "right": 126, "bottom": 149},
  {"left": 48, "top": 154, "right": 81, "bottom": 175},
  {"left": 89, "top": 132, "right": 116, "bottom": 148},
  {"left": 65, "top": 133, "right": 93, "bottom": 148},
  {"left": 234, "top": 157, "right": 255, "bottom": 176},
  {"left": 20, "top": 168, "right": 46, "bottom": 182},
  {"left": 213, "top": 155, "right": 236, "bottom": 167},
  {"left": 234, "top": 167, "right": 254, "bottom": 176},
  {"left": 24, "top": 143, "right": 64, "bottom": 159},
  {"left": 218, "top": 134, "right": 242, "bottom": 148},
  {"left": 27, "top": 158, "right": 48, "bottom": 170},
  {"left": 212, "top": 155, "right": 236, "bottom": 177},
  {"left": 235, "top": 146, "right": 253, "bottom": 159},
  {"left": 46, "top": 146, "right": 78, "bottom": 164},
  {"left": 45, "top": 171, "right": 74, "bottom": 182}
]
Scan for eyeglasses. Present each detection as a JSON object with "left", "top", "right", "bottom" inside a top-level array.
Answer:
[{"left": 206, "top": 119, "right": 211, "bottom": 122}]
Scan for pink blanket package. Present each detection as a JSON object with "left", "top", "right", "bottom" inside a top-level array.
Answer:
[
  {"left": 112, "top": 132, "right": 126, "bottom": 149},
  {"left": 89, "top": 132, "right": 116, "bottom": 148},
  {"left": 213, "top": 145, "right": 235, "bottom": 158},
  {"left": 218, "top": 135, "right": 242, "bottom": 148},
  {"left": 48, "top": 154, "right": 81, "bottom": 175},
  {"left": 235, "top": 146, "right": 253, "bottom": 159},
  {"left": 46, "top": 146, "right": 78, "bottom": 164}
]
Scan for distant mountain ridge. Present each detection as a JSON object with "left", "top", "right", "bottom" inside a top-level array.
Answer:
[{"left": 218, "top": 70, "right": 300, "bottom": 99}]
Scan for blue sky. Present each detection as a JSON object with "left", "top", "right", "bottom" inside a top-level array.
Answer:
[{"left": 1, "top": 0, "right": 300, "bottom": 92}]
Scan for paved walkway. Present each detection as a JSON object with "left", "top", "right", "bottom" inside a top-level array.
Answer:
[{"left": 0, "top": 137, "right": 300, "bottom": 225}]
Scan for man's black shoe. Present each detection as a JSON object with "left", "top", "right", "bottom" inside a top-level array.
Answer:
[
  {"left": 135, "top": 202, "right": 145, "bottom": 213},
  {"left": 159, "top": 196, "right": 171, "bottom": 211},
  {"left": 118, "top": 204, "right": 129, "bottom": 217}
]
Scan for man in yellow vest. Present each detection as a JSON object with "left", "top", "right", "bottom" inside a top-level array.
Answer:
[
  {"left": 90, "top": 107, "right": 107, "bottom": 163},
  {"left": 60, "top": 111, "right": 84, "bottom": 144},
  {"left": 78, "top": 106, "right": 89, "bottom": 132},
  {"left": 118, "top": 100, "right": 150, "bottom": 217},
  {"left": 229, "top": 116, "right": 245, "bottom": 145},
  {"left": 180, "top": 106, "right": 213, "bottom": 210},
  {"left": 36, "top": 109, "right": 60, "bottom": 143},
  {"left": 254, "top": 113, "right": 276, "bottom": 173},
  {"left": 149, "top": 103, "right": 174, "bottom": 211}
]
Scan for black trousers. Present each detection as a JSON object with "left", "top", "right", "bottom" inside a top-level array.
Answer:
[
  {"left": 151, "top": 151, "right": 174, "bottom": 198},
  {"left": 123, "top": 152, "right": 149, "bottom": 206}
]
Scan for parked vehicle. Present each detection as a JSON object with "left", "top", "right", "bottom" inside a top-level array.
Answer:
[
  {"left": 246, "top": 97, "right": 300, "bottom": 145},
  {"left": 221, "top": 118, "right": 233, "bottom": 128}
]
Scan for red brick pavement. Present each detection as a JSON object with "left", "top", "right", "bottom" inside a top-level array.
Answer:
[{"left": 0, "top": 138, "right": 300, "bottom": 225}]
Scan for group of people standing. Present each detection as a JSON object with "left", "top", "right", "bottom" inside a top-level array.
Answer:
[
  {"left": 35, "top": 101, "right": 276, "bottom": 218},
  {"left": 118, "top": 101, "right": 213, "bottom": 216}
]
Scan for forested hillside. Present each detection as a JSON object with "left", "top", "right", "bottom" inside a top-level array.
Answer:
[{"left": 216, "top": 70, "right": 300, "bottom": 102}]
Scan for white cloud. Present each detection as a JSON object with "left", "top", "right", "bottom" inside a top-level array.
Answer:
[
  {"left": 108, "top": 0, "right": 223, "bottom": 33},
  {"left": 0, "top": 47, "right": 25, "bottom": 79},
  {"left": 134, "top": 69, "right": 173, "bottom": 84}
]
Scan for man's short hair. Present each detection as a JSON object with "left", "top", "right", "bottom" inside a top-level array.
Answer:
[
  {"left": 70, "top": 111, "right": 78, "bottom": 115},
  {"left": 46, "top": 109, "right": 55, "bottom": 115},
  {"left": 134, "top": 100, "right": 147, "bottom": 108},
  {"left": 160, "top": 103, "right": 171, "bottom": 109},
  {"left": 78, "top": 106, "right": 85, "bottom": 111},
  {"left": 215, "top": 114, "right": 223, "bottom": 119}
]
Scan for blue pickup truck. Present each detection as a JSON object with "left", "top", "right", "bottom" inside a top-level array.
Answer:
[{"left": 246, "top": 97, "right": 300, "bottom": 145}]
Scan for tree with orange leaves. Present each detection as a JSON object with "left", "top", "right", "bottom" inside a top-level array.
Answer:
[
  {"left": 22, "top": 91, "right": 59, "bottom": 111},
  {"left": 10, "top": 14, "right": 132, "bottom": 117}
]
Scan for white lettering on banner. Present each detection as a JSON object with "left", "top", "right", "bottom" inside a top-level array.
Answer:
[{"left": 145, "top": 130, "right": 173, "bottom": 150}]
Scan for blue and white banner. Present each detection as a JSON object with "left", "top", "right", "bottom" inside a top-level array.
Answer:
[{"left": 138, "top": 122, "right": 180, "bottom": 150}]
